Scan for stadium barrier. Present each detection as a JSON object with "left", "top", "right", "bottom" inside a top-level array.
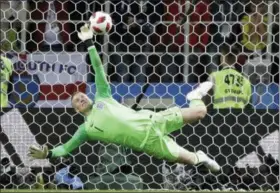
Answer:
[{"left": 8, "top": 81, "right": 280, "bottom": 109}]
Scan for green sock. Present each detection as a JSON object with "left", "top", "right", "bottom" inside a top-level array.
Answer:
[{"left": 189, "top": 99, "right": 205, "bottom": 107}]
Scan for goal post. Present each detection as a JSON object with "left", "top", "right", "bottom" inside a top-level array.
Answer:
[{"left": 0, "top": 0, "right": 279, "bottom": 191}]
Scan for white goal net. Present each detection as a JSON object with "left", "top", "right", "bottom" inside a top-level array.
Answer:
[{"left": 0, "top": 0, "right": 279, "bottom": 191}]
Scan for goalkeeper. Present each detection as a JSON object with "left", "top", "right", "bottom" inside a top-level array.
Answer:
[{"left": 29, "top": 24, "right": 220, "bottom": 172}]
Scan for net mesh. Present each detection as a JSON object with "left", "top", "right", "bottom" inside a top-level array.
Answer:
[{"left": 0, "top": 0, "right": 279, "bottom": 191}]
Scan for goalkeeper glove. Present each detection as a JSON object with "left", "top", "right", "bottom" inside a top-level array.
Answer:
[
  {"left": 77, "top": 24, "right": 93, "bottom": 42},
  {"left": 28, "top": 145, "right": 49, "bottom": 159}
]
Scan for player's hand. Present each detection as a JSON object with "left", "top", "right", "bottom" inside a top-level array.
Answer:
[
  {"left": 78, "top": 24, "right": 94, "bottom": 41},
  {"left": 28, "top": 145, "right": 48, "bottom": 159}
]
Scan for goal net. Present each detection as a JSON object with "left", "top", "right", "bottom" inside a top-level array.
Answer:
[{"left": 0, "top": 0, "right": 279, "bottom": 191}]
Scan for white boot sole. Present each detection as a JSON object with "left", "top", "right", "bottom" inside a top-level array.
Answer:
[{"left": 187, "top": 81, "right": 213, "bottom": 100}]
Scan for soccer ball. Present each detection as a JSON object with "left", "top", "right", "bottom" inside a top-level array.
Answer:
[{"left": 89, "top": 11, "right": 112, "bottom": 35}]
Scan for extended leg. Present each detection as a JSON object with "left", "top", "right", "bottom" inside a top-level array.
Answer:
[
  {"left": 163, "top": 137, "right": 221, "bottom": 172},
  {"left": 172, "top": 82, "right": 220, "bottom": 171},
  {"left": 181, "top": 81, "right": 213, "bottom": 124},
  {"left": 176, "top": 146, "right": 221, "bottom": 172}
]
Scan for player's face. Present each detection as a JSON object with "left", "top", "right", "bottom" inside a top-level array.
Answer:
[{"left": 71, "top": 92, "right": 93, "bottom": 114}]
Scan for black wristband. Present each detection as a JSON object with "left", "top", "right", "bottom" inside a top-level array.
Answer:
[
  {"left": 84, "top": 39, "right": 94, "bottom": 48},
  {"left": 46, "top": 151, "right": 52, "bottom": 159}
]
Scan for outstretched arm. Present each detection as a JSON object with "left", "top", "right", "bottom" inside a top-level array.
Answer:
[
  {"left": 78, "top": 24, "right": 112, "bottom": 99},
  {"left": 86, "top": 40, "right": 112, "bottom": 98},
  {"left": 48, "top": 124, "right": 88, "bottom": 158},
  {"left": 29, "top": 124, "right": 88, "bottom": 159}
]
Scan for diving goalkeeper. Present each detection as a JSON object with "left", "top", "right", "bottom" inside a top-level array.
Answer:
[{"left": 29, "top": 24, "right": 220, "bottom": 172}]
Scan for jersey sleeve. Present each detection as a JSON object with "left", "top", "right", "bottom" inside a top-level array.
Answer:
[
  {"left": 50, "top": 124, "right": 88, "bottom": 158},
  {"left": 87, "top": 45, "right": 112, "bottom": 99}
]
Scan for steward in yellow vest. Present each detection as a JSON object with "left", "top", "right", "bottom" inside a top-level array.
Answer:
[{"left": 208, "top": 45, "right": 251, "bottom": 109}]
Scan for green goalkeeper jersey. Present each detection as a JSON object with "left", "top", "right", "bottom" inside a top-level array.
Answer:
[{"left": 50, "top": 45, "right": 154, "bottom": 158}]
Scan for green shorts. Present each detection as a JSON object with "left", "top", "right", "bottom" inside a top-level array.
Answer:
[{"left": 143, "top": 107, "right": 184, "bottom": 162}]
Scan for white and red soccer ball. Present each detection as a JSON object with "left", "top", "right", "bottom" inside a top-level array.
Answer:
[{"left": 89, "top": 11, "right": 112, "bottom": 35}]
